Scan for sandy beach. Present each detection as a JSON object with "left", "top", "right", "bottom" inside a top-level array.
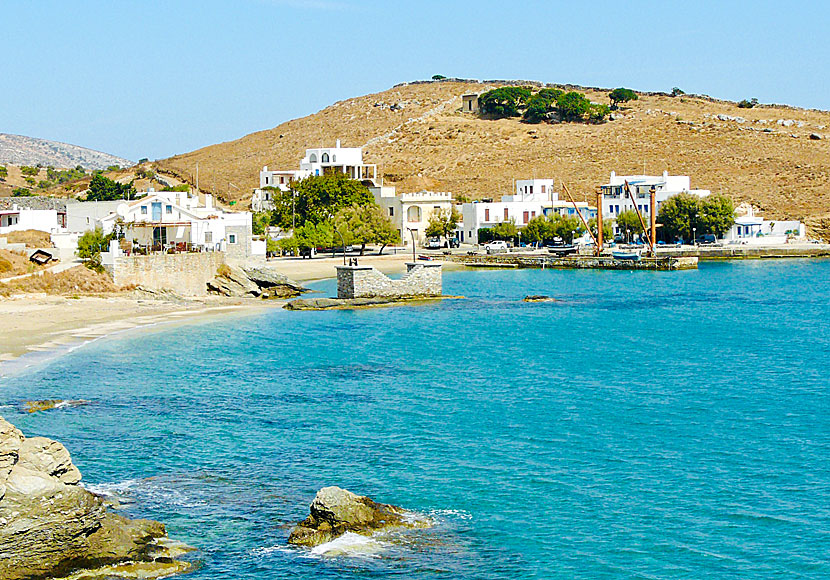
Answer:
[{"left": 0, "top": 253, "right": 431, "bottom": 367}]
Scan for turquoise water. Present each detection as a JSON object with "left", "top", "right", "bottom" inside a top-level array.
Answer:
[{"left": 2, "top": 260, "right": 829, "bottom": 578}]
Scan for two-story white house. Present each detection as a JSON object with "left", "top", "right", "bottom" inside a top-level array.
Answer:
[
  {"left": 460, "top": 179, "right": 595, "bottom": 244},
  {"left": 372, "top": 187, "right": 455, "bottom": 246},
  {"left": 254, "top": 140, "right": 379, "bottom": 211},
  {"left": 724, "top": 204, "right": 806, "bottom": 245},
  {"left": 599, "top": 171, "right": 710, "bottom": 232}
]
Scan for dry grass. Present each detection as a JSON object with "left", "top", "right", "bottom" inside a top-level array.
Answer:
[
  {"left": 0, "top": 248, "right": 44, "bottom": 279},
  {"left": 5, "top": 229, "right": 52, "bottom": 248},
  {"left": 156, "top": 80, "right": 830, "bottom": 238},
  {"left": 0, "top": 265, "right": 119, "bottom": 296}
]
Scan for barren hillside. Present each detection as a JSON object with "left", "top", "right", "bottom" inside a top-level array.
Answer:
[
  {"left": 0, "top": 133, "right": 132, "bottom": 171},
  {"left": 156, "top": 80, "right": 830, "bottom": 237}
]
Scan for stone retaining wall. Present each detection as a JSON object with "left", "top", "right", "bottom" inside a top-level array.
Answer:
[
  {"left": 337, "top": 263, "right": 442, "bottom": 299},
  {"left": 106, "top": 252, "right": 225, "bottom": 296}
]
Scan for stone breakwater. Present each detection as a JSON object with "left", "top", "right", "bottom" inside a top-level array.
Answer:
[{"left": 0, "top": 416, "right": 192, "bottom": 580}]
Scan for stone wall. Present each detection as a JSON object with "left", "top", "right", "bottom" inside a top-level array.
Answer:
[
  {"left": 225, "top": 225, "right": 252, "bottom": 263},
  {"left": 107, "top": 252, "right": 225, "bottom": 296},
  {"left": 337, "top": 263, "right": 442, "bottom": 299}
]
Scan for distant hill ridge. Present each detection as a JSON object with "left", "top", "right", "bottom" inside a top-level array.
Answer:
[
  {"left": 0, "top": 133, "right": 132, "bottom": 170},
  {"left": 148, "top": 79, "right": 830, "bottom": 240}
]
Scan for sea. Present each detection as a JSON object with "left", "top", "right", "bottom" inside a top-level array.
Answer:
[{"left": 2, "top": 259, "right": 829, "bottom": 579}]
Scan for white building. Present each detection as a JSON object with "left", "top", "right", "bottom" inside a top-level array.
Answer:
[
  {"left": 98, "top": 189, "right": 261, "bottom": 261},
  {"left": 460, "top": 179, "right": 595, "bottom": 244},
  {"left": 724, "top": 204, "right": 806, "bottom": 245},
  {"left": 599, "top": 171, "right": 710, "bottom": 231},
  {"left": 254, "top": 139, "right": 379, "bottom": 211},
  {"left": 0, "top": 206, "right": 61, "bottom": 234},
  {"left": 372, "top": 187, "right": 455, "bottom": 246}
]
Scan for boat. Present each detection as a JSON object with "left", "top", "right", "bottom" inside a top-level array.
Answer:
[
  {"left": 612, "top": 250, "right": 641, "bottom": 261},
  {"left": 548, "top": 244, "right": 577, "bottom": 256}
]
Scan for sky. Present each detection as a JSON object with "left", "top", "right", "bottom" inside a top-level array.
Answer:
[{"left": 2, "top": 0, "right": 828, "bottom": 161}]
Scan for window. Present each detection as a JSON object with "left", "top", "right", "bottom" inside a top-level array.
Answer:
[
  {"left": 140, "top": 206, "right": 147, "bottom": 215},
  {"left": 389, "top": 207, "right": 394, "bottom": 216},
  {"left": 166, "top": 205, "right": 172, "bottom": 214},
  {"left": 529, "top": 186, "right": 533, "bottom": 194},
  {"left": 531, "top": 211, "right": 536, "bottom": 218},
  {"left": 205, "top": 231, "right": 212, "bottom": 244},
  {"left": 265, "top": 177, "right": 270, "bottom": 185},
  {"left": 485, "top": 208, "right": 490, "bottom": 221},
  {"left": 523, "top": 211, "right": 529, "bottom": 223},
  {"left": 322, "top": 152, "right": 330, "bottom": 163},
  {"left": 541, "top": 185, "right": 546, "bottom": 194},
  {"left": 309, "top": 153, "right": 318, "bottom": 163},
  {"left": 229, "top": 234, "right": 237, "bottom": 244},
  {"left": 504, "top": 208, "right": 509, "bottom": 220}
]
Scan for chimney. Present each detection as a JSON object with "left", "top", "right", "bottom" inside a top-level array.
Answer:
[
  {"left": 663, "top": 170, "right": 669, "bottom": 178},
  {"left": 336, "top": 139, "right": 341, "bottom": 148},
  {"left": 205, "top": 194, "right": 213, "bottom": 210},
  {"left": 610, "top": 171, "right": 616, "bottom": 179}
]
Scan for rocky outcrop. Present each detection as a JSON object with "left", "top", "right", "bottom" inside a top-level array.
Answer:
[
  {"left": 522, "top": 295, "right": 560, "bottom": 303},
  {"left": 207, "top": 264, "right": 306, "bottom": 298},
  {"left": 24, "top": 399, "right": 90, "bottom": 413},
  {"left": 287, "top": 486, "right": 428, "bottom": 547},
  {"left": 0, "top": 416, "right": 191, "bottom": 580}
]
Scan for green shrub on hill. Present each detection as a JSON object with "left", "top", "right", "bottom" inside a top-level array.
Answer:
[
  {"left": 608, "top": 87, "right": 638, "bottom": 109},
  {"left": 20, "top": 166, "right": 39, "bottom": 177},
  {"left": 0, "top": 166, "right": 7, "bottom": 179},
  {"left": 479, "top": 87, "right": 532, "bottom": 118}
]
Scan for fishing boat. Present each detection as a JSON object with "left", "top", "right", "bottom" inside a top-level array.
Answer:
[{"left": 612, "top": 249, "right": 641, "bottom": 261}]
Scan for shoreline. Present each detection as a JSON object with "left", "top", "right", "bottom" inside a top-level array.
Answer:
[{"left": 0, "top": 255, "right": 420, "bottom": 373}]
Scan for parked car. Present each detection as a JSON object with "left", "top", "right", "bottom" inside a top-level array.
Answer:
[
  {"left": 695, "top": 234, "right": 717, "bottom": 245},
  {"left": 447, "top": 237, "right": 460, "bottom": 249},
  {"left": 425, "top": 238, "right": 442, "bottom": 250},
  {"left": 484, "top": 240, "right": 508, "bottom": 254}
]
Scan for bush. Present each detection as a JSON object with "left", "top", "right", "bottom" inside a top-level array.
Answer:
[
  {"left": 588, "top": 103, "right": 611, "bottom": 123},
  {"left": 86, "top": 173, "right": 136, "bottom": 201},
  {"left": 522, "top": 89, "right": 562, "bottom": 123},
  {"left": 556, "top": 91, "right": 592, "bottom": 122},
  {"left": 77, "top": 227, "right": 114, "bottom": 264},
  {"left": 671, "top": 87, "right": 685, "bottom": 97},
  {"left": 738, "top": 98, "right": 759, "bottom": 109},
  {"left": 24, "top": 177, "right": 36, "bottom": 186},
  {"left": 161, "top": 183, "right": 190, "bottom": 192},
  {"left": 20, "top": 166, "right": 39, "bottom": 177},
  {"left": 0, "top": 166, "right": 7, "bottom": 179},
  {"left": 12, "top": 187, "right": 33, "bottom": 197},
  {"left": 432, "top": 74, "right": 446, "bottom": 80}
]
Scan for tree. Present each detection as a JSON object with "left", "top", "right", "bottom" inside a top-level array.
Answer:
[
  {"left": 290, "top": 173, "right": 374, "bottom": 225},
  {"left": 547, "top": 213, "right": 583, "bottom": 243},
  {"left": 700, "top": 194, "right": 735, "bottom": 237},
  {"left": 86, "top": 173, "right": 136, "bottom": 201},
  {"left": 671, "top": 87, "right": 685, "bottom": 97},
  {"left": 252, "top": 211, "right": 272, "bottom": 236},
  {"left": 738, "top": 98, "right": 759, "bottom": 109},
  {"left": 608, "top": 88, "right": 638, "bottom": 109},
  {"left": 20, "top": 166, "right": 39, "bottom": 177},
  {"left": 522, "top": 88, "right": 563, "bottom": 123},
  {"left": 432, "top": 74, "right": 447, "bottom": 80},
  {"left": 293, "top": 221, "right": 334, "bottom": 253},
  {"left": 334, "top": 204, "right": 400, "bottom": 255},
  {"left": 491, "top": 218, "right": 518, "bottom": 241},
  {"left": 616, "top": 209, "right": 645, "bottom": 238},
  {"left": 424, "top": 206, "right": 461, "bottom": 247},
  {"left": 657, "top": 193, "right": 705, "bottom": 241},
  {"left": 521, "top": 215, "right": 551, "bottom": 244},
  {"left": 556, "top": 91, "right": 592, "bottom": 122},
  {"left": 478, "top": 87, "right": 532, "bottom": 118},
  {"left": 0, "top": 166, "right": 7, "bottom": 179},
  {"left": 77, "top": 227, "right": 114, "bottom": 268},
  {"left": 12, "top": 187, "right": 33, "bottom": 197},
  {"left": 588, "top": 216, "right": 613, "bottom": 242}
]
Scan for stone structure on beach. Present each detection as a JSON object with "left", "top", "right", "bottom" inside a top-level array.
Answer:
[
  {"left": 336, "top": 262, "right": 442, "bottom": 299},
  {"left": 0, "top": 415, "right": 191, "bottom": 580},
  {"left": 288, "top": 486, "right": 428, "bottom": 547},
  {"left": 207, "top": 264, "right": 307, "bottom": 298}
]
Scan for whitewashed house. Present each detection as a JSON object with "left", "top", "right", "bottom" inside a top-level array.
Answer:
[
  {"left": 254, "top": 139, "right": 379, "bottom": 211},
  {"left": 599, "top": 171, "right": 710, "bottom": 233},
  {"left": 724, "top": 204, "right": 806, "bottom": 245},
  {"left": 98, "top": 189, "right": 261, "bottom": 262},
  {"left": 372, "top": 188, "right": 455, "bottom": 246},
  {"left": 0, "top": 198, "right": 68, "bottom": 234},
  {"left": 460, "top": 179, "right": 595, "bottom": 244}
]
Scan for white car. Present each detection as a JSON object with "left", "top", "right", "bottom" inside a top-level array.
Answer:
[{"left": 484, "top": 240, "right": 508, "bottom": 254}]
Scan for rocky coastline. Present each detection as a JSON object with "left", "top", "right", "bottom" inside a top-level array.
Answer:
[{"left": 0, "top": 416, "right": 192, "bottom": 580}]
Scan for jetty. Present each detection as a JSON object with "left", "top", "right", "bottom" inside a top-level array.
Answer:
[{"left": 447, "top": 254, "right": 698, "bottom": 271}]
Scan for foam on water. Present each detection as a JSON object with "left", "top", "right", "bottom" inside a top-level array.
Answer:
[{"left": 309, "top": 532, "right": 388, "bottom": 558}]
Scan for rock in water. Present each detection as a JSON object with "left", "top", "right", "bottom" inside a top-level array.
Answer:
[
  {"left": 0, "top": 415, "right": 192, "bottom": 580},
  {"left": 287, "top": 486, "right": 427, "bottom": 547}
]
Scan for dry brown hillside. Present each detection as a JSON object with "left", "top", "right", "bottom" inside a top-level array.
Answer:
[{"left": 155, "top": 80, "right": 830, "bottom": 237}]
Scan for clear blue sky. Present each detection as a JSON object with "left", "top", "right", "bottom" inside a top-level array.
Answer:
[{"left": 2, "top": 0, "right": 827, "bottom": 161}]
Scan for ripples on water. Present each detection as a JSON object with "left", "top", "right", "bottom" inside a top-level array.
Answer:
[{"left": 2, "top": 260, "right": 829, "bottom": 579}]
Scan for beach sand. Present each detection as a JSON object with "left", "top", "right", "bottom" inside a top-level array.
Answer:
[{"left": 0, "top": 253, "right": 439, "bottom": 366}]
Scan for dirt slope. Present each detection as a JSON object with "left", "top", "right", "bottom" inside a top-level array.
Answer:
[{"left": 154, "top": 80, "right": 830, "bottom": 238}]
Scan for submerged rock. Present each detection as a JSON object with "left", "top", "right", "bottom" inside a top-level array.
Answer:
[
  {"left": 24, "top": 399, "right": 90, "bottom": 413},
  {"left": 0, "top": 415, "right": 193, "bottom": 580},
  {"left": 523, "top": 295, "right": 560, "bottom": 303},
  {"left": 287, "top": 486, "right": 428, "bottom": 548}
]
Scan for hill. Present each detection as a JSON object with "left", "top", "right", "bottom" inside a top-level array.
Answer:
[
  {"left": 156, "top": 80, "right": 830, "bottom": 238},
  {"left": 0, "top": 133, "right": 132, "bottom": 171}
]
